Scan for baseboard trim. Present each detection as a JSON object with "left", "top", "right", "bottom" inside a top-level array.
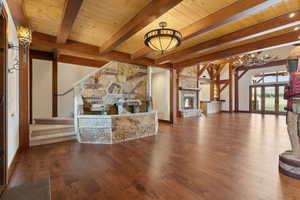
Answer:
[
  {"left": 159, "top": 119, "right": 172, "bottom": 123},
  {"left": 7, "top": 148, "right": 19, "bottom": 184},
  {"left": 238, "top": 110, "right": 250, "bottom": 113}
]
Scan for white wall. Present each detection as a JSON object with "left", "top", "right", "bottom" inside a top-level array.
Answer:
[
  {"left": 32, "top": 59, "right": 52, "bottom": 119},
  {"left": 199, "top": 84, "right": 210, "bottom": 101},
  {"left": 32, "top": 60, "right": 97, "bottom": 118},
  {"left": 151, "top": 68, "right": 170, "bottom": 120},
  {"left": 4, "top": 0, "right": 20, "bottom": 168}
]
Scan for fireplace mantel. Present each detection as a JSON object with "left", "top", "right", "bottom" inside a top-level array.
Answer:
[{"left": 179, "top": 87, "right": 201, "bottom": 91}]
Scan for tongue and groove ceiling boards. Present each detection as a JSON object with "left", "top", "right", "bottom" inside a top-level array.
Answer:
[{"left": 22, "top": 0, "right": 300, "bottom": 68}]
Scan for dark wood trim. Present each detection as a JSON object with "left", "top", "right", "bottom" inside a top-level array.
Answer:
[
  {"left": 52, "top": 52, "right": 58, "bottom": 117},
  {"left": 170, "top": 67, "right": 177, "bottom": 124},
  {"left": 57, "top": 0, "right": 83, "bottom": 44}
]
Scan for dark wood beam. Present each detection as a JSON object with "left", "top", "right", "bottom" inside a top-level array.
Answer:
[
  {"left": 174, "top": 30, "right": 300, "bottom": 68},
  {"left": 229, "top": 65, "right": 233, "bottom": 112},
  {"left": 58, "top": 55, "right": 108, "bottom": 68},
  {"left": 234, "top": 70, "right": 239, "bottom": 112},
  {"left": 5, "top": 0, "right": 29, "bottom": 26},
  {"left": 30, "top": 50, "right": 53, "bottom": 60},
  {"left": 52, "top": 52, "right": 58, "bottom": 117},
  {"left": 32, "top": 32, "right": 171, "bottom": 69},
  {"left": 100, "top": 0, "right": 182, "bottom": 54},
  {"left": 198, "top": 64, "right": 209, "bottom": 78},
  {"left": 220, "top": 83, "right": 229, "bottom": 93},
  {"left": 170, "top": 67, "right": 177, "bottom": 124},
  {"left": 57, "top": 0, "right": 83, "bottom": 44},
  {"left": 238, "top": 69, "right": 248, "bottom": 80},
  {"left": 156, "top": 9, "right": 300, "bottom": 64},
  {"left": 132, "top": 0, "right": 277, "bottom": 60},
  {"left": 19, "top": 47, "right": 30, "bottom": 150}
]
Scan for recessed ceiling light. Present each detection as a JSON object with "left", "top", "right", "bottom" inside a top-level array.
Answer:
[
  {"left": 295, "top": 27, "right": 300, "bottom": 31},
  {"left": 298, "top": 36, "right": 300, "bottom": 40},
  {"left": 289, "top": 13, "right": 296, "bottom": 18}
]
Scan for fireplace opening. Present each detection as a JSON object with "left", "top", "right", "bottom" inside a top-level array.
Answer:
[{"left": 183, "top": 96, "right": 194, "bottom": 109}]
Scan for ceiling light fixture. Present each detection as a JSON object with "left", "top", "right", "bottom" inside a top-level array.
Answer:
[
  {"left": 289, "top": 12, "right": 296, "bottom": 18},
  {"left": 144, "top": 22, "right": 182, "bottom": 54},
  {"left": 295, "top": 27, "right": 300, "bottom": 31}
]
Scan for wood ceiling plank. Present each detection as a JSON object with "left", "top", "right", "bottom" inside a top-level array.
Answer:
[
  {"left": 156, "top": 8, "right": 300, "bottom": 64},
  {"left": 6, "top": 0, "right": 29, "bottom": 26},
  {"left": 99, "top": 0, "right": 182, "bottom": 54},
  {"left": 132, "top": 0, "right": 279, "bottom": 60},
  {"left": 57, "top": 0, "right": 83, "bottom": 44},
  {"left": 32, "top": 32, "right": 171, "bottom": 69},
  {"left": 174, "top": 29, "right": 300, "bottom": 68}
]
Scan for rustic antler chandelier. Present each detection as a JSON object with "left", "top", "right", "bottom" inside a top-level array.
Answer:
[{"left": 144, "top": 22, "right": 182, "bottom": 54}]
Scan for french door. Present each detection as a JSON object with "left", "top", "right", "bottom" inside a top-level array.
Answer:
[{"left": 250, "top": 84, "right": 287, "bottom": 114}]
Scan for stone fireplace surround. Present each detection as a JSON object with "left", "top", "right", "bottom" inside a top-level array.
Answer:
[{"left": 179, "top": 91, "right": 202, "bottom": 118}]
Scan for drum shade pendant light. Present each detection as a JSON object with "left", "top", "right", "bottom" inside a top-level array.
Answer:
[{"left": 144, "top": 22, "right": 182, "bottom": 54}]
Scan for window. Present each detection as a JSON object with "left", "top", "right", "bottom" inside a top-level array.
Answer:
[{"left": 251, "top": 71, "right": 288, "bottom": 85}]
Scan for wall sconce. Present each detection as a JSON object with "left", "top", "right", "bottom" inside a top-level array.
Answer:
[{"left": 17, "top": 26, "right": 32, "bottom": 64}]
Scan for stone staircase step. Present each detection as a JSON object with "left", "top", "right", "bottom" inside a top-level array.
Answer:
[
  {"left": 30, "top": 125, "right": 74, "bottom": 137},
  {"left": 34, "top": 117, "right": 74, "bottom": 125},
  {"left": 30, "top": 134, "right": 76, "bottom": 146}
]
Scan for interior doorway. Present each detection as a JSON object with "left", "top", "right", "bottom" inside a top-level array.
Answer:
[
  {"left": 0, "top": 7, "right": 8, "bottom": 188},
  {"left": 250, "top": 84, "right": 287, "bottom": 114}
]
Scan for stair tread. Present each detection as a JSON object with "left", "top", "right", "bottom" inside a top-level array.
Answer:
[
  {"left": 31, "top": 132, "right": 76, "bottom": 141},
  {"left": 30, "top": 136, "right": 76, "bottom": 146},
  {"left": 30, "top": 124, "right": 74, "bottom": 132}
]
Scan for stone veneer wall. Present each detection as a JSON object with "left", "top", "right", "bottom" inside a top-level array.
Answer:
[
  {"left": 76, "top": 61, "right": 148, "bottom": 114},
  {"left": 179, "top": 66, "right": 202, "bottom": 117}
]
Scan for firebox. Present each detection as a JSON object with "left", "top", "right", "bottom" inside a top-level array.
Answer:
[{"left": 183, "top": 96, "right": 194, "bottom": 109}]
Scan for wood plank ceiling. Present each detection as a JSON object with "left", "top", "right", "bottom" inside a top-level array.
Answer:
[{"left": 23, "top": 0, "right": 300, "bottom": 68}]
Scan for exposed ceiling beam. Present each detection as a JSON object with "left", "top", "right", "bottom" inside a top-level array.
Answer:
[
  {"left": 174, "top": 30, "right": 300, "bottom": 68},
  {"left": 32, "top": 32, "right": 171, "bottom": 69},
  {"left": 5, "top": 0, "right": 29, "bottom": 26},
  {"left": 198, "top": 64, "right": 209, "bottom": 77},
  {"left": 156, "top": 9, "right": 300, "bottom": 64},
  {"left": 58, "top": 55, "right": 108, "bottom": 68},
  {"left": 132, "top": 0, "right": 279, "bottom": 60},
  {"left": 57, "top": 0, "right": 83, "bottom": 44},
  {"left": 99, "top": 0, "right": 182, "bottom": 54}
]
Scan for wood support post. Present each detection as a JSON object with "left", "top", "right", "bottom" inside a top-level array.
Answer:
[
  {"left": 234, "top": 70, "right": 239, "bottom": 112},
  {"left": 176, "top": 69, "right": 180, "bottom": 117},
  {"left": 229, "top": 65, "right": 233, "bottom": 112},
  {"left": 196, "top": 64, "right": 200, "bottom": 109},
  {"left": 29, "top": 54, "right": 33, "bottom": 124},
  {"left": 19, "top": 46, "right": 30, "bottom": 150},
  {"left": 52, "top": 52, "right": 58, "bottom": 117},
  {"left": 170, "top": 67, "right": 177, "bottom": 124}
]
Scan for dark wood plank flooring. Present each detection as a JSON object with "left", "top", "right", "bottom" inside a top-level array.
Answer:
[{"left": 8, "top": 113, "right": 300, "bottom": 200}]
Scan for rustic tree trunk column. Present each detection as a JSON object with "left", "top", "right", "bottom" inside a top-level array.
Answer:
[{"left": 52, "top": 52, "right": 58, "bottom": 117}]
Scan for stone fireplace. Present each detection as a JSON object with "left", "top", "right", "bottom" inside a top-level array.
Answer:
[{"left": 179, "top": 89, "right": 202, "bottom": 118}]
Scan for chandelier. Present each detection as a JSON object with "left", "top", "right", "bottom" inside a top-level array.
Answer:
[
  {"left": 144, "top": 22, "right": 182, "bottom": 54},
  {"left": 232, "top": 53, "right": 278, "bottom": 67}
]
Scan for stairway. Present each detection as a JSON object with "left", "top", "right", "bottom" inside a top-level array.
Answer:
[{"left": 30, "top": 117, "right": 76, "bottom": 146}]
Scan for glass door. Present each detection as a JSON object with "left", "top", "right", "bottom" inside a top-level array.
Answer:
[
  {"left": 250, "top": 84, "right": 287, "bottom": 114},
  {"left": 264, "top": 86, "right": 276, "bottom": 113}
]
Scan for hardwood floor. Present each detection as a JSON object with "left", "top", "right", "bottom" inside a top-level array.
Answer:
[{"left": 8, "top": 113, "right": 300, "bottom": 200}]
